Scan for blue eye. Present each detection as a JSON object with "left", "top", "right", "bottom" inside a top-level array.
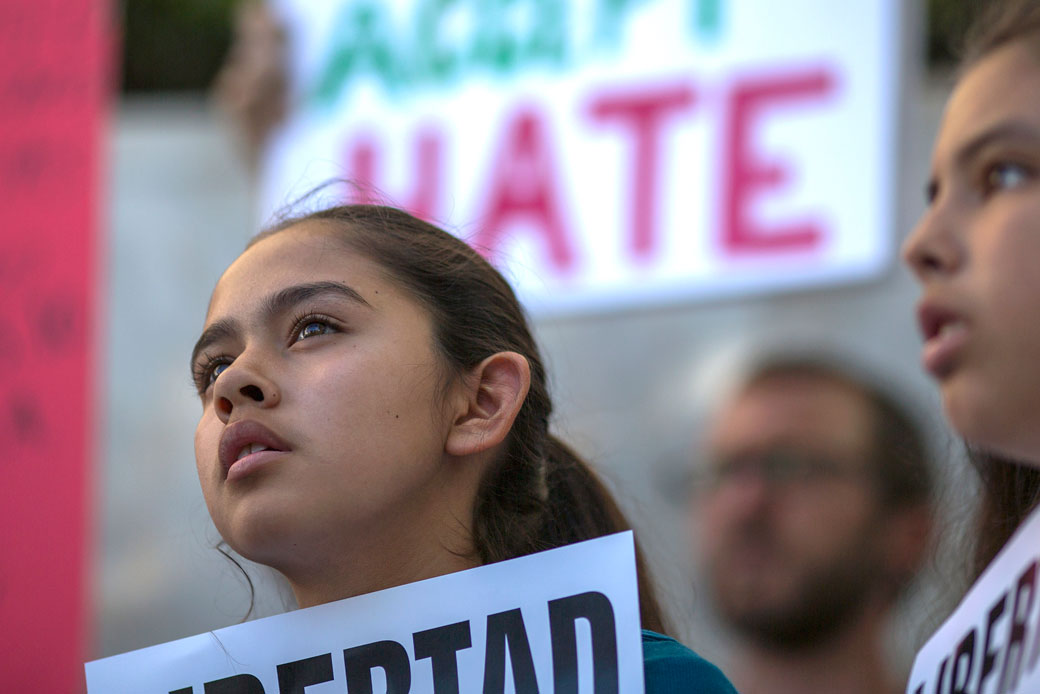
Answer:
[
  {"left": 192, "top": 358, "right": 230, "bottom": 394},
  {"left": 985, "top": 162, "right": 1032, "bottom": 193},
  {"left": 296, "top": 320, "right": 332, "bottom": 341},
  {"left": 288, "top": 313, "right": 339, "bottom": 347},
  {"left": 209, "top": 362, "right": 229, "bottom": 386}
]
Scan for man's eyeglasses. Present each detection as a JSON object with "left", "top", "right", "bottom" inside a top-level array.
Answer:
[{"left": 696, "top": 449, "right": 870, "bottom": 492}]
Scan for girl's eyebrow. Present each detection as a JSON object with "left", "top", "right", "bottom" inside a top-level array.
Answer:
[
  {"left": 955, "top": 120, "right": 1040, "bottom": 169},
  {"left": 190, "top": 281, "right": 372, "bottom": 369},
  {"left": 927, "top": 121, "right": 1040, "bottom": 202}
]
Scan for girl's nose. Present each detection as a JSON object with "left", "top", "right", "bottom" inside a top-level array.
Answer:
[
  {"left": 902, "top": 200, "right": 965, "bottom": 281},
  {"left": 212, "top": 358, "right": 280, "bottom": 422}
]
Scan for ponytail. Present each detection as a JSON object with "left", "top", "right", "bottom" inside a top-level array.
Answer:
[
  {"left": 541, "top": 436, "right": 669, "bottom": 635},
  {"left": 471, "top": 433, "right": 669, "bottom": 634}
]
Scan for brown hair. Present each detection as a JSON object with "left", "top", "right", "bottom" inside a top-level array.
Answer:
[
  {"left": 956, "top": 0, "right": 1040, "bottom": 576},
  {"left": 970, "top": 450, "right": 1040, "bottom": 576},
  {"left": 742, "top": 356, "right": 932, "bottom": 511},
  {"left": 256, "top": 204, "right": 669, "bottom": 633},
  {"left": 960, "top": 0, "right": 1040, "bottom": 73}
]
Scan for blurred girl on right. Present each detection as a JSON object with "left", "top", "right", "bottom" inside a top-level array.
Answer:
[{"left": 903, "top": 0, "right": 1040, "bottom": 685}]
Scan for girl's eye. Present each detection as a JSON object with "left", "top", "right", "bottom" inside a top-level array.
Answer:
[
  {"left": 924, "top": 179, "right": 939, "bottom": 206},
  {"left": 985, "top": 162, "right": 1032, "bottom": 193},
  {"left": 192, "top": 358, "right": 231, "bottom": 395},
  {"left": 295, "top": 320, "right": 334, "bottom": 342},
  {"left": 210, "top": 362, "right": 229, "bottom": 385}
]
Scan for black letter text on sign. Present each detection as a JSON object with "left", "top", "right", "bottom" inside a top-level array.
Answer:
[
  {"left": 413, "top": 620, "right": 472, "bottom": 694},
  {"left": 548, "top": 591, "right": 619, "bottom": 694},
  {"left": 344, "top": 640, "right": 412, "bottom": 694},
  {"left": 278, "top": 653, "right": 334, "bottom": 693},
  {"left": 483, "top": 608, "right": 539, "bottom": 693},
  {"left": 198, "top": 674, "right": 266, "bottom": 693}
]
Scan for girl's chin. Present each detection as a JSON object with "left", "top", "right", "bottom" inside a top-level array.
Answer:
[
  {"left": 941, "top": 380, "right": 979, "bottom": 434},
  {"left": 219, "top": 515, "right": 311, "bottom": 568},
  {"left": 947, "top": 396, "right": 1040, "bottom": 465}
]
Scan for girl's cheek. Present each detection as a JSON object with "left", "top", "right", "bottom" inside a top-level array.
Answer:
[{"left": 194, "top": 418, "right": 220, "bottom": 470}]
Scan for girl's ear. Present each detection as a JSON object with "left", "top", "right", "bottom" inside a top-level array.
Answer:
[{"left": 445, "top": 351, "right": 531, "bottom": 457}]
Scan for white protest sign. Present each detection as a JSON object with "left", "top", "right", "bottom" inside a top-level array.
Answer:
[
  {"left": 259, "top": 0, "right": 901, "bottom": 313},
  {"left": 906, "top": 506, "right": 1040, "bottom": 694},
  {"left": 86, "top": 532, "right": 643, "bottom": 693}
]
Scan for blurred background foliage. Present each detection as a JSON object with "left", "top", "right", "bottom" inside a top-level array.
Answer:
[
  {"left": 119, "top": 0, "right": 238, "bottom": 92},
  {"left": 119, "top": 0, "right": 984, "bottom": 93},
  {"left": 927, "top": 0, "right": 986, "bottom": 67}
]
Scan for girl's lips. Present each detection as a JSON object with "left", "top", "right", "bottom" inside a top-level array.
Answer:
[
  {"left": 917, "top": 302, "right": 968, "bottom": 378},
  {"left": 921, "top": 320, "right": 968, "bottom": 378},
  {"left": 218, "top": 419, "right": 291, "bottom": 480},
  {"left": 226, "top": 448, "right": 287, "bottom": 482}
]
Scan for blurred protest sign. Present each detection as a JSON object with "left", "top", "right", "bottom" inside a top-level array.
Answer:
[
  {"left": 906, "top": 507, "right": 1040, "bottom": 694},
  {"left": 0, "top": 0, "right": 109, "bottom": 690},
  {"left": 259, "top": 0, "right": 902, "bottom": 313},
  {"left": 86, "top": 532, "right": 644, "bottom": 693}
]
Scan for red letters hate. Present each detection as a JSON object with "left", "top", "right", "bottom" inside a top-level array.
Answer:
[
  {"left": 345, "top": 125, "right": 442, "bottom": 222},
  {"left": 339, "top": 64, "right": 839, "bottom": 279},
  {"left": 722, "top": 68, "right": 837, "bottom": 255},
  {"left": 587, "top": 82, "right": 696, "bottom": 260},
  {"left": 472, "top": 107, "right": 576, "bottom": 271}
]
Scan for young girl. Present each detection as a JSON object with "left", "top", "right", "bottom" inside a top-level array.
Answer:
[
  {"left": 902, "top": 0, "right": 1040, "bottom": 681},
  {"left": 190, "top": 203, "right": 737, "bottom": 692},
  {"left": 903, "top": 0, "right": 1040, "bottom": 571}
]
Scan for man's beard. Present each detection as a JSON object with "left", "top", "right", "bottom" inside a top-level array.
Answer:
[{"left": 709, "top": 526, "right": 883, "bottom": 651}]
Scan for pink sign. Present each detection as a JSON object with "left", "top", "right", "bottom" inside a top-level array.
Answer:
[{"left": 0, "top": 0, "right": 110, "bottom": 690}]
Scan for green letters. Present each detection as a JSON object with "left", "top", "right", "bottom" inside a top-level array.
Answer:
[{"left": 312, "top": 2, "right": 402, "bottom": 106}]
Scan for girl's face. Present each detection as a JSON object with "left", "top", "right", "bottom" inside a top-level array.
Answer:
[
  {"left": 904, "top": 41, "right": 1040, "bottom": 462},
  {"left": 192, "top": 222, "right": 478, "bottom": 595}
]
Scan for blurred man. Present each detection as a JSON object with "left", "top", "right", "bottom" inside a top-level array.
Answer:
[{"left": 691, "top": 357, "right": 933, "bottom": 694}]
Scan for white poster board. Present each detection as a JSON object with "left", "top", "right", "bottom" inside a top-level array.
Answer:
[
  {"left": 906, "top": 506, "right": 1040, "bottom": 694},
  {"left": 259, "top": 0, "right": 901, "bottom": 314},
  {"left": 86, "top": 532, "right": 644, "bottom": 693}
]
